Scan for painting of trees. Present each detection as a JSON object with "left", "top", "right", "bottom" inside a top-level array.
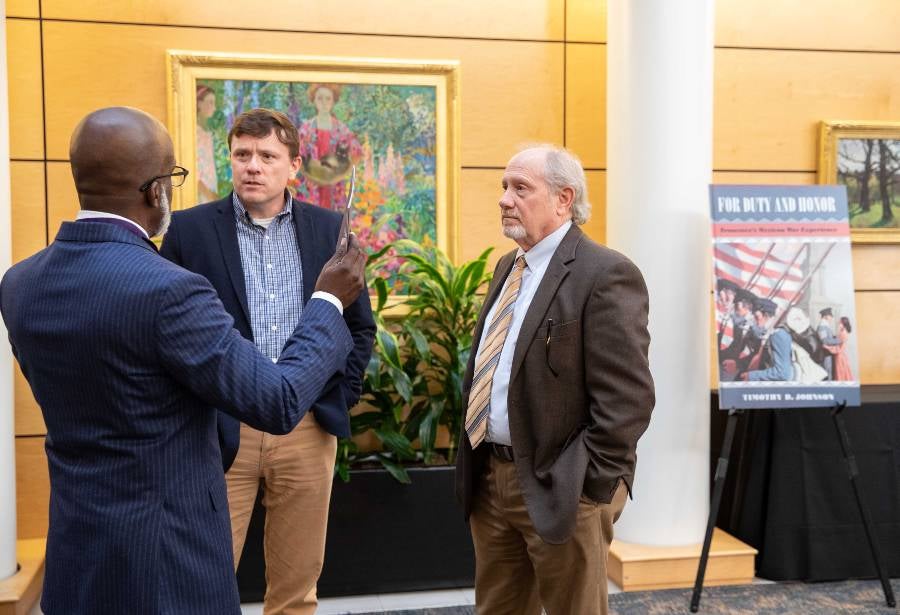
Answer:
[{"left": 836, "top": 137, "right": 900, "bottom": 229}]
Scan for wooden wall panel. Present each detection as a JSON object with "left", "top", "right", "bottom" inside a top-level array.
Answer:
[
  {"left": 16, "top": 436, "right": 49, "bottom": 539},
  {"left": 717, "top": 0, "right": 900, "bottom": 53},
  {"left": 711, "top": 171, "right": 815, "bottom": 185},
  {"left": 41, "top": 0, "right": 565, "bottom": 41},
  {"left": 458, "top": 169, "right": 508, "bottom": 268},
  {"left": 566, "top": 43, "right": 605, "bottom": 170},
  {"left": 713, "top": 48, "right": 900, "bottom": 172},
  {"left": 855, "top": 291, "right": 900, "bottom": 384},
  {"left": 566, "top": 0, "right": 605, "bottom": 43},
  {"left": 46, "top": 161, "right": 78, "bottom": 240},
  {"left": 9, "top": 161, "right": 45, "bottom": 263},
  {"left": 41, "top": 22, "right": 564, "bottom": 169},
  {"left": 15, "top": 364, "right": 43, "bottom": 436},
  {"left": 5, "top": 1, "right": 38, "bottom": 19},
  {"left": 852, "top": 246, "right": 900, "bottom": 292},
  {"left": 5, "top": 18, "right": 43, "bottom": 159}
]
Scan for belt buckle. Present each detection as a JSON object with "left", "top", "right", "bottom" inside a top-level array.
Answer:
[{"left": 491, "top": 443, "right": 514, "bottom": 462}]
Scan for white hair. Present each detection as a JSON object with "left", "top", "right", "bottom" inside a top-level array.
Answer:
[{"left": 518, "top": 144, "right": 591, "bottom": 225}]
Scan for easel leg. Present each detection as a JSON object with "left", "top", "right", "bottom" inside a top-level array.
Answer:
[
  {"left": 830, "top": 402, "right": 896, "bottom": 608},
  {"left": 690, "top": 408, "right": 742, "bottom": 612}
]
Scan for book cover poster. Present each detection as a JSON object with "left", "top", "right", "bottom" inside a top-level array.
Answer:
[{"left": 711, "top": 185, "right": 860, "bottom": 409}]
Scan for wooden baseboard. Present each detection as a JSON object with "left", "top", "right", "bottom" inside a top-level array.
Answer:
[
  {"left": 0, "top": 538, "right": 45, "bottom": 615},
  {"left": 609, "top": 528, "right": 756, "bottom": 591}
]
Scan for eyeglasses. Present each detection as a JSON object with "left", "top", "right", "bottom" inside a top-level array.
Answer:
[{"left": 138, "top": 166, "right": 190, "bottom": 192}]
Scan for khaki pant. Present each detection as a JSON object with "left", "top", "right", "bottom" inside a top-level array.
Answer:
[
  {"left": 227, "top": 414, "right": 337, "bottom": 615},
  {"left": 470, "top": 455, "right": 627, "bottom": 615}
]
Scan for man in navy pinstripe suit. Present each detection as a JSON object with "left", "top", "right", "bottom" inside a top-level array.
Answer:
[{"left": 0, "top": 107, "right": 366, "bottom": 615}]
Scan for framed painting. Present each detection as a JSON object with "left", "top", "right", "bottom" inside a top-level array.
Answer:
[
  {"left": 166, "top": 50, "right": 461, "bottom": 265},
  {"left": 818, "top": 120, "right": 900, "bottom": 244}
]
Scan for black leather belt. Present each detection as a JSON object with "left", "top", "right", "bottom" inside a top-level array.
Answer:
[{"left": 489, "top": 442, "right": 515, "bottom": 462}]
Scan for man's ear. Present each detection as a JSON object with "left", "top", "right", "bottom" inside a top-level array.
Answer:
[
  {"left": 143, "top": 181, "right": 160, "bottom": 208},
  {"left": 290, "top": 155, "right": 302, "bottom": 176},
  {"left": 557, "top": 186, "right": 575, "bottom": 214}
]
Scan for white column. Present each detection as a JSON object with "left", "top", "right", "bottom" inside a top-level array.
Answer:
[
  {"left": 606, "top": 0, "right": 715, "bottom": 546},
  {"left": 0, "top": 0, "right": 19, "bottom": 579}
]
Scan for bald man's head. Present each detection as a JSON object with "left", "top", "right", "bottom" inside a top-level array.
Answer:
[{"left": 69, "top": 107, "right": 175, "bottom": 206}]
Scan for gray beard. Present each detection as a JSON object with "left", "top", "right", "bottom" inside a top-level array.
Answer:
[
  {"left": 502, "top": 223, "right": 526, "bottom": 241},
  {"left": 154, "top": 189, "right": 172, "bottom": 237}
]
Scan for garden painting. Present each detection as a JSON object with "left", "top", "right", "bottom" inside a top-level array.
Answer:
[{"left": 194, "top": 78, "right": 438, "bottom": 268}]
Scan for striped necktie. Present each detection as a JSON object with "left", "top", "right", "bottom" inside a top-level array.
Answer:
[{"left": 465, "top": 255, "right": 527, "bottom": 448}]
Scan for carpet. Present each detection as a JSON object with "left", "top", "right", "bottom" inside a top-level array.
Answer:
[{"left": 354, "top": 579, "right": 899, "bottom": 615}]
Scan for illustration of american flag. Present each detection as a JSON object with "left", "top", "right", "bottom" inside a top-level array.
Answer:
[{"left": 714, "top": 242, "right": 808, "bottom": 315}]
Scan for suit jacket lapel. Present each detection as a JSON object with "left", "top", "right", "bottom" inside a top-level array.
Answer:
[
  {"left": 213, "top": 199, "right": 252, "bottom": 326},
  {"left": 292, "top": 200, "right": 320, "bottom": 305},
  {"left": 509, "top": 225, "right": 582, "bottom": 381}
]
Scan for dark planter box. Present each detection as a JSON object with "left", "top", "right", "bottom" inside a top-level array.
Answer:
[{"left": 237, "top": 465, "right": 475, "bottom": 601}]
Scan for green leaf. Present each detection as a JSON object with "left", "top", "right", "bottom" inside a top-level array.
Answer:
[
  {"left": 374, "top": 428, "right": 416, "bottom": 459},
  {"left": 373, "top": 276, "right": 389, "bottom": 312},
  {"left": 405, "top": 323, "right": 432, "bottom": 361},
  {"left": 376, "top": 454, "right": 411, "bottom": 484},
  {"left": 418, "top": 398, "right": 444, "bottom": 458},
  {"left": 403, "top": 254, "right": 451, "bottom": 297},
  {"left": 376, "top": 327, "right": 403, "bottom": 368},
  {"left": 388, "top": 366, "right": 413, "bottom": 404},
  {"left": 366, "top": 242, "right": 394, "bottom": 265},
  {"left": 336, "top": 462, "right": 350, "bottom": 482},
  {"left": 350, "top": 411, "right": 383, "bottom": 432}
]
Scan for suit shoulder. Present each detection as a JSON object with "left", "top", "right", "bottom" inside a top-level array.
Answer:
[
  {"left": 577, "top": 233, "right": 638, "bottom": 268},
  {"left": 575, "top": 232, "right": 646, "bottom": 284},
  {"left": 171, "top": 199, "right": 225, "bottom": 224},
  {"left": 296, "top": 200, "right": 342, "bottom": 227}
]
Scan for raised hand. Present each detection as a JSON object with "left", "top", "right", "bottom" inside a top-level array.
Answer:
[{"left": 314, "top": 232, "right": 365, "bottom": 308}]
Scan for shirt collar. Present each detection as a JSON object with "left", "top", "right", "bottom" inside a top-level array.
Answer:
[
  {"left": 232, "top": 190, "right": 294, "bottom": 226},
  {"left": 76, "top": 210, "right": 150, "bottom": 239},
  {"left": 515, "top": 220, "right": 572, "bottom": 271}
]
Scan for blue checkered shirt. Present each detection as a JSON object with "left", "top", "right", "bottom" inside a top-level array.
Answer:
[{"left": 233, "top": 193, "right": 304, "bottom": 362}]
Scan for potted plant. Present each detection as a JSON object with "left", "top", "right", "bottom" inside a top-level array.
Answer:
[
  {"left": 335, "top": 239, "right": 494, "bottom": 482},
  {"left": 318, "top": 240, "right": 493, "bottom": 596}
]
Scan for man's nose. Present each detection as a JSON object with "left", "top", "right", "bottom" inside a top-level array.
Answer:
[
  {"left": 499, "top": 188, "right": 513, "bottom": 209},
  {"left": 246, "top": 154, "right": 262, "bottom": 171}
]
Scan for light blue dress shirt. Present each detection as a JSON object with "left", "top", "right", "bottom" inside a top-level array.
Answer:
[{"left": 477, "top": 221, "right": 572, "bottom": 445}]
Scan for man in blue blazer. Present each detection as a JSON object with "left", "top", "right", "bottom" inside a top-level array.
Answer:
[
  {"left": 160, "top": 108, "right": 375, "bottom": 613},
  {"left": 0, "top": 107, "right": 367, "bottom": 615}
]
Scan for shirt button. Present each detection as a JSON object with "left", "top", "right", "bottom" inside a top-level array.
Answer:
[
  {"left": 271, "top": 325, "right": 278, "bottom": 331},
  {"left": 271, "top": 357, "right": 277, "bottom": 363},
  {"left": 267, "top": 263, "right": 272, "bottom": 269},
  {"left": 265, "top": 235, "right": 271, "bottom": 240},
  {"left": 270, "top": 294, "right": 276, "bottom": 300}
]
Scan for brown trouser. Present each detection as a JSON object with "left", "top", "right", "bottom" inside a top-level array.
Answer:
[
  {"left": 227, "top": 414, "right": 337, "bottom": 615},
  {"left": 469, "top": 455, "right": 627, "bottom": 615}
]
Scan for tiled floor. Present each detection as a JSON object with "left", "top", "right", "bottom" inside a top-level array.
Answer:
[
  {"left": 241, "top": 582, "right": 623, "bottom": 614},
  {"left": 241, "top": 589, "right": 475, "bottom": 615}
]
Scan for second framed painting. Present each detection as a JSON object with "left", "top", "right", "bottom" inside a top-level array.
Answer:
[
  {"left": 818, "top": 120, "right": 900, "bottom": 244},
  {"left": 167, "top": 50, "right": 461, "bottom": 263}
]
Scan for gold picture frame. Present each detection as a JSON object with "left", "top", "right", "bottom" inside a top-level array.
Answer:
[
  {"left": 166, "top": 50, "right": 461, "bottom": 263},
  {"left": 818, "top": 120, "right": 900, "bottom": 244}
]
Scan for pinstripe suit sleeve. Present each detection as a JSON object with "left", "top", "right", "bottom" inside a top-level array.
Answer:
[{"left": 155, "top": 270, "right": 354, "bottom": 434}]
